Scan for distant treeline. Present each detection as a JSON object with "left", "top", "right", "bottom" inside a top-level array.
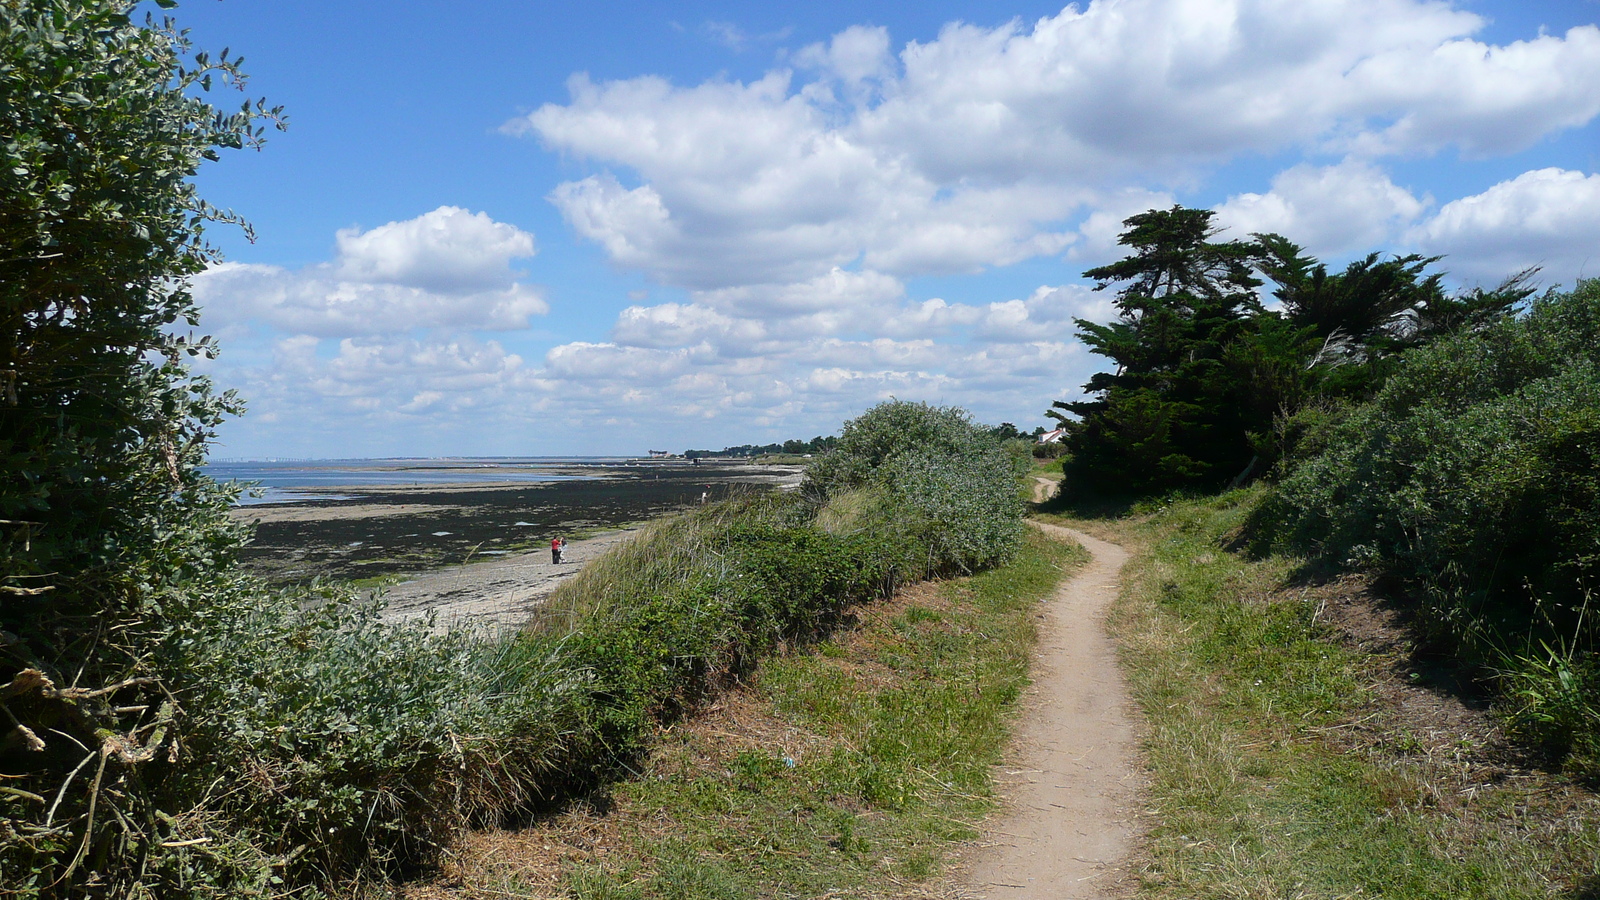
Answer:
[
  {"left": 990, "top": 422, "right": 1050, "bottom": 440},
  {"left": 685, "top": 435, "right": 840, "bottom": 457},
  {"left": 686, "top": 422, "right": 1046, "bottom": 459}
]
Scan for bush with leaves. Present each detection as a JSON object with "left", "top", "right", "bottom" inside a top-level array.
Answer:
[
  {"left": 533, "top": 411, "right": 1031, "bottom": 807},
  {"left": 1048, "top": 208, "right": 1535, "bottom": 497},
  {"left": 1, "top": 1, "right": 284, "bottom": 894},
  {"left": 530, "top": 492, "right": 911, "bottom": 770},
  {"left": 803, "top": 401, "right": 1028, "bottom": 572},
  {"left": 1254, "top": 279, "right": 1600, "bottom": 774},
  {"left": 156, "top": 587, "right": 588, "bottom": 885},
  {"left": 130, "top": 418, "right": 1025, "bottom": 894}
]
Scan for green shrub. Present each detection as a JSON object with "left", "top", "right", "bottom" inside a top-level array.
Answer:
[
  {"left": 546, "top": 492, "right": 914, "bottom": 771},
  {"left": 533, "top": 492, "right": 809, "bottom": 629},
  {"left": 804, "top": 400, "right": 1027, "bottom": 572},
  {"left": 1255, "top": 279, "right": 1600, "bottom": 771},
  {"left": 161, "top": 588, "right": 585, "bottom": 883},
  {"left": 519, "top": 409, "right": 1030, "bottom": 835},
  {"left": 1, "top": 3, "right": 281, "bottom": 893},
  {"left": 4, "top": 402, "right": 1025, "bottom": 895}
]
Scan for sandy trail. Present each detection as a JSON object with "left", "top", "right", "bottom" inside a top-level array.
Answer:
[
  {"left": 376, "top": 528, "right": 639, "bottom": 631},
  {"left": 960, "top": 478, "right": 1139, "bottom": 899}
]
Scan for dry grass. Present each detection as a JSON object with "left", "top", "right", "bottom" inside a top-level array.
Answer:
[{"left": 528, "top": 494, "right": 790, "bottom": 636}]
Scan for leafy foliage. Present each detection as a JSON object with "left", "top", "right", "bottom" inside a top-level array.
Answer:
[
  {"left": 1050, "top": 207, "right": 1534, "bottom": 496},
  {"left": 804, "top": 401, "right": 1028, "bottom": 572},
  {"left": 94, "top": 400, "right": 1023, "bottom": 895},
  {"left": 1254, "top": 279, "right": 1600, "bottom": 775},
  {"left": 541, "top": 401, "right": 1031, "bottom": 788},
  {"left": 1, "top": 1, "right": 282, "bottom": 895},
  {"left": 1052, "top": 206, "right": 1594, "bottom": 778},
  {"left": 163, "top": 588, "right": 586, "bottom": 883},
  {"left": 1051, "top": 207, "right": 1270, "bottom": 494},
  {"left": 2, "top": 407, "right": 1025, "bottom": 898},
  {"left": 551, "top": 497, "right": 905, "bottom": 768}
]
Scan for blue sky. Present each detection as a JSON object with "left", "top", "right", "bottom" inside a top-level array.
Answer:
[{"left": 173, "top": 0, "right": 1600, "bottom": 458}]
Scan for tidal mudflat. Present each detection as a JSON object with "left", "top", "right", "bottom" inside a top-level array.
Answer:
[{"left": 231, "top": 460, "right": 802, "bottom": 588}]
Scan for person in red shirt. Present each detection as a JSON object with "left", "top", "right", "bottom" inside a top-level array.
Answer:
[{"left": 551, "top": 536, "right": 563, "bottom": 564}]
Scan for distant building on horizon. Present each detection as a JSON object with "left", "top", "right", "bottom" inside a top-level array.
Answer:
[{"left": 647, "top": 449, "right": 671, "bottom": 458}]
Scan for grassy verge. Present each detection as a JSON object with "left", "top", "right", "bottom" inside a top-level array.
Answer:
[
  {"left": 1055, "top": 489, "right": 1600, "bottom": 899},
  {"left": 416, "top": 527, "right": 1086, "bottom": 899}
]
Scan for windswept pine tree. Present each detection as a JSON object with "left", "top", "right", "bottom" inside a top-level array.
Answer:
[
  {"left": 1049, "top": 207, "right": 1536, "bottom": 497},
  {"left": 1049, "top": 207, "right": 1265, "bottom": 494}
]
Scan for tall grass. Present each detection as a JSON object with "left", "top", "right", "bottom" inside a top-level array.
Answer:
[
  {"left": 528, "top": 491, "right": 915, "bottom": 781},
  {"left": 525, "top": 528, "right": 1087, "bottom": 900},
  {"left": 531, "top": 491, "right": 813, "bottom": 632}
]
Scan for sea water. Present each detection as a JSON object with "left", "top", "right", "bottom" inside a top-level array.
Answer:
[{"left": 201, "top": 457, "right": 627, "bottom": 506}]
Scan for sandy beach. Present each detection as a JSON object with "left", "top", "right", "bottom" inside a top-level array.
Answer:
[{"left": 373, "top": 527, "right": 643, "bottom": 631}]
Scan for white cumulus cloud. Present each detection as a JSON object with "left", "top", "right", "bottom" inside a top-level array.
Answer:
[
  {"left": 525, "top": 277, "right": 1112, "bottom": 448},
  {"left": 1214, "top": 159, "right": 1429, "bottom": 257},
  {"left": 195, "top": 206, "right": 546, "bottom": 337},
  {"left": 1408, "top": 168, "right": 1600, "bottom": 284},
  {"left": 693, "top": 268, "right": 904, "bottom": 318},
  {"left": 333, "top": 206, "right": 537, "bottom": 292},
  {"left": 514, "top": 0, "right": 1600, "bottom": 307},
  {"left": 215, "top": 2, "right": 1600, "bottom": 454},
  {"left": 795, "top": 25, "right": 895, "bottom": 95},
  {"left": 209, "top": 333, "right": 531, "bottom": 449}
]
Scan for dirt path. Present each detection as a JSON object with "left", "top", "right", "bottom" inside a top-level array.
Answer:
[
  {"left": 376, "top": 528, "right": 640, "bottom": 631},
  {"left": 960, "top": 479, "right": 1139, "bottom": 898}
]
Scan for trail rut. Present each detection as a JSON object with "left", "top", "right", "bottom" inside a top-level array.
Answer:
[{"left": 960, "top": 483, "right": 1139, "bottom": 899}]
